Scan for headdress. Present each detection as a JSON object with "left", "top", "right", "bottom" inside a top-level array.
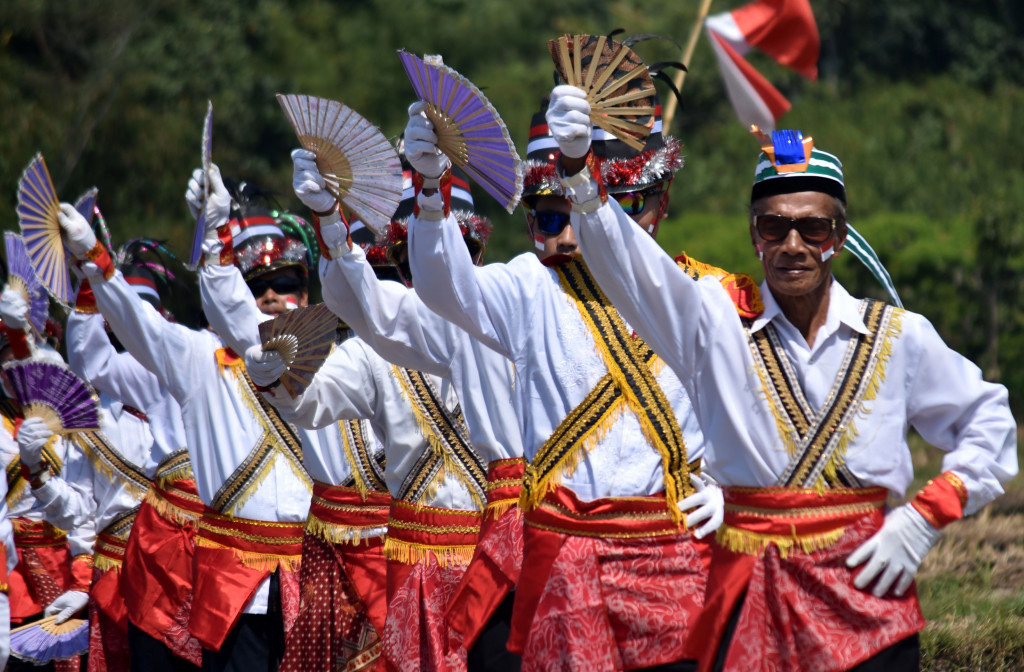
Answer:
[
  {"left": 227, "top": 181, "right": 319, "bottom": 282},
  {"left": 750, "top": 127, "right": 845, "bottom": 204}
]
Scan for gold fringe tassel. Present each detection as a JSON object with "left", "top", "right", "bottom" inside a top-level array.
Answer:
[
  {"left": 485, "top": 499, "right": 521, "bottom": 521},
  {"left": 142, "top": 487, "right": 202, "bottom": 527},
  {"left": 194, "top": 535, "right": 302, "bottom": 573},
  {"left": 338, "top": 421, "right": 370, "bottom": 498},
  {"left": 383, "top": 537, "right": 476, "bottom": 568},
  {"left": 155, "top": 464, "right": 194, "bottom": 489},
  {"left": 715, "top": 523, "right": 847, "bottom": 560},
  {"left": 76, "top": 439, "right": 150, "bottom": 500},
  {"left": 93, "top": 553, "right": 123, "bottom": 572},
  {"left": 305, "top": 515, "right": 383, "bottom": 546}
]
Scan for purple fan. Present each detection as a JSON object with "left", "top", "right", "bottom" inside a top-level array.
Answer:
[
  {"left": 73, "top": 187, "right": 110, "bottom": 253},
  {"left": 3, "top": 361, "right": 99, "bottom": 434},
  {"left": 398, "top": 51, "right": 522, "bottom": 214},
  {"left": 10, "top": 615, "right": 89, "bottom": 663},
  {"left": 189, "top": 100, "right": 214, "bottom": 267},
  {"left": 17, "top": 154, "right": 74, "bottom": 306},
  {"left": 3, "top": 232, "right": 49, "bottom": 336}
]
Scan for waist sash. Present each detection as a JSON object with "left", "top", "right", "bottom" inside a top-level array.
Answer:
[
  {"left": 384, "top": 500, "right": 481, "bottom": 567},
  {"left": 12, "top": 518, "right": 67, "bottom": 547},
  {"left": 306, "top": 481, "right": 391, "bottom": 545}
]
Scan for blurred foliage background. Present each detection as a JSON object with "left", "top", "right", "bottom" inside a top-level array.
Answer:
[{"left": 2, "top": 0, "right": 1023, "bottom": 411}]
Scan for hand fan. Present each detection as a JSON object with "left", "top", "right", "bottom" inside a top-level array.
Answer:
[
  {"left": 258, "top": 303, "right": 339, "bottom": 399},
  {"left": 548, "top": 34, "right": 656, "bottom": 151},
  {"left": 3, "top": 360, "right": 100, "bottom": 433},
  {"left": 277, "top": 93, "right": 403, "bottom": 235},
  {"left": 74, "top": 186, "right": 112, "bottom": 255},
  {"left": 398, "top": 51, "right": 522, "bottom": 213},
  {"left": 189, "top": 100, "right": 214, "bottom": 267},
  {"left": 3, "top": 232, "right": 49, "bottom": 336},
  {"left": 17, "top": 154, "right": 74, "bottom": 306},
  {"left": 10, "top": 615, "right": 90, "bottom": 663}
]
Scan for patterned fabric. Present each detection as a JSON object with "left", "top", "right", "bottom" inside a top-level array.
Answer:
[
  {"left": 280, "top": 532, "right": 384, "bottom": 672},
  {"left": 89, "top": 566, "right": 130, "bottom": 672}
]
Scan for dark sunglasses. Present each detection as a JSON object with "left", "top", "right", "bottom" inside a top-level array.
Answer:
[
  {"left": 754, "top": 214, "right": 836, "bottom": 244},
  {"left": 613, "top": 184, "right": 666, "bottom": 216},
  {"left": 247, "top": 274, "right": 303, "bottom": 297},
  {"left": 530, "top": 209, "right": 571, "bottom": 236}
]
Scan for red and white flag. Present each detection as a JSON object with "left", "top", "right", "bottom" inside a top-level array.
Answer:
[{"left": 705, "top": 0, "right": 819, "bottom": 129}]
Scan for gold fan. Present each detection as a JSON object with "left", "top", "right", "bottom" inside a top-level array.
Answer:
[
  {"left": 258, "top": 303, "right": 340, "bottom": 399},
  {"left": 548, "top": 34, "right": 656, "bottom": 151}
]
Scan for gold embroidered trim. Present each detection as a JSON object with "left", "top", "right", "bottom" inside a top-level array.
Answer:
[
  {"left": 73, "top": 430, "right": 151, "bottom": 498},
  {"left": 716, "top": 522, "right": 847, "bottom": 559},
  {"left": 538, "top": 498, "right": 676, "bottom": 523},
  {"left": 338, "top": 419, "right": 387, "bottom": 496},
  {"left": 940, "top": 471, "right": 969, "bottom": 508},
  {"left": 154, "top": 449, "right": 193, "bottom": 487},
  {"left": 142, "top": 484, "right": 203, "bottom": 527},
  {"left": 525, "top": 519, "right": 680, "bottom": 540},
  {"left": 194, "top": 535, "right": 303, "bottom": 572},
  {"left": 723, "top": 499, "right": 885, "bottom": 520},
  {"left": 305, "top": 512, "right": 386, "bottom": 546}
]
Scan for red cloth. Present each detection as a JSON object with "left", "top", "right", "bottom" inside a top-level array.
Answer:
[
  {"left": 688, "top": 487, "right": 926, "bottom": 672},
  {"left": 911, "top": 471, "right": 968, "bottom": 529},
  {"left": 510, "top": 486, "right": 709, "bottom": 672},
  {"left": 188, "top": 510, "right": 304, "bottom": 651},
  {"left": 119, "top": 478, "right": 203, "bottom": 665},
  {"left": 89, "top": 565, "right": 130, "bottom": 672},
  {"left": 8, "top": 518, "right": 72, "bottom": 622},
  {"left": 446, "top": 458, "right": 525, "bottom": 650}
]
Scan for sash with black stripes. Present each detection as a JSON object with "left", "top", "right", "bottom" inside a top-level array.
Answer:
[
  {"left": 339, "top": 419, "right": 388, "bottom": 493},
  {"left": 746, "top": 299, "right": 894, "bottom": 489},
  {"left": 154, "top": 448, "right": 192, "bottom": 483},
  {"left": 525, "top": 258, "right": 690, "bottom": 503},
  {"left": 73, "top": 430, "right": 152, "bottom": 493},
  {"left": 392, "top": 367, "right": 487, "bottom": 505}
]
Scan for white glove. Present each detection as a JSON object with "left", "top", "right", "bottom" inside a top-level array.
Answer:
[
  {"left": 405, "top": 101, "right": 451, "bottom": 179},
  {"left": 44, "top": 589, "right": 90, "bottom": 624},
  {"left": 291, "top": 148, "right": 338, "bottom": 214},
  {"left": 244, "top": 344, "right": 287, "bottom": 388},
  {"left": 846, "top": 503, "right": 942, "bottom": 597},
  {"left": 17, "top": 417, "right": 53, "bottom": 471},
  {"left": 0, "top": 287, "right": 29, "bottom": 330},
  {"left": 57, "top": 203, "right": 98, "bottom": 258},
  {"left": 546, "top": 85, "right": 593, "bottom": 159},
  {"left": 679, "top": 471, "right": 724, "bottom": 539},
  {"left": 185, "top": 163, "right": 232, "bottom": 231}
]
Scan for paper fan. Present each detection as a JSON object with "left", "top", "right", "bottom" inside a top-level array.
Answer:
[
  {"left": 3, "top": 232, "right": 49, "bottom": 336},
  {"left": 17, "top": 154, "right": 73, "bottom": 306},
  {"left": 548, "top": 34, "right": 656, "bottom": 151},
  {"left": 189, "top": 100, "right": 214, "bottom": 267},
  {"left": 2, "top": 361, "right": 99, "bottom": 433},
  {"left": 10, "top": 615, "right": 89, "bottom": 663},
  {"left": 398, "top": 51, "right": 522, "bottom": 213},
  {"left": 74, "top": 186, "right": 110, "bottom": 254},
  {"left": 258, "top": 303, "right": 339, "bottom": 398},
  {"left": 277, "top": 93, "right": 402, "bottom": 235}
]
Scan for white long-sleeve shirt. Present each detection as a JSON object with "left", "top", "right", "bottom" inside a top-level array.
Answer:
[
  {"left": 409, "top": 211, "right": 705, "bottom": 501},
  {"left": 319, "top": 230, "right": 523, "bottom": 465},
  {"left": 573, "top": 198, "right": 1018, "bottom": 512}
]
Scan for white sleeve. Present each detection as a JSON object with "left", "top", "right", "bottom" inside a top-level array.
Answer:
[
  {"left": 262, "top": 339, "right": 379, "bottom": 431},
  {"left": 320, "top": 243, "right": 452, "bottom": 377},
  {"left": 200, "top": 263, "right": 267, "bottom": 355},
  {"left": 0, "top": 481, "right": 16, "bottom": 573},
  {"left": 32, "top": 440, "right": 97, "bottom": 555},
  {"left": 903, "top": 313, "right": 1018, "bottom": 514},
  {"left": 408, "top": 212, "right": 532, "bottom": 360},
  {"left": 66, "top": 310, "right": 163, "bottom": 413}
]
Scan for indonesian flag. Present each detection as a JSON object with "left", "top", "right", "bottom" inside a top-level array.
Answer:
[{"left": 705, "top": 0, "right": 819, "bottom": 129}]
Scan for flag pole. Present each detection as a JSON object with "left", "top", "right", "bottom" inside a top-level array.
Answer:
[{"left": 662, "top": 0, "right": 714, "bottom": 133}]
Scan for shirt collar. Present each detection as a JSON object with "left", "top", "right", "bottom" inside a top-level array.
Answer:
[{"left": 750, "top": 278, "right": 870, "bottom": 336}]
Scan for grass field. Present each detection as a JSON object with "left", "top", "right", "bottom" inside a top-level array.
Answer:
[{"left": 912, "top": 430, "right": 1024, "bottom": 671}]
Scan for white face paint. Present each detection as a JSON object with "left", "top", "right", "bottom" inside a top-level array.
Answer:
[
  {"left": 819, "top": 239, "right": 835, "bottom": 262},
  {"left": 534, "top": 235, "right": 546, "bottom": 252}
]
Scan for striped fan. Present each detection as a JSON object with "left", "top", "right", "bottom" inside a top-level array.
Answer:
[
  {"left": 258, "top": 303, "right": 339, "bottom": 399},
  {"left": 10, "top": 615, "right": 89, "bottom": 663},
  {"left": 17, "top": 154, "right": 73, "bottom": 306},
  {"left": 277, "top": 93, "right": 403, "bottom": 235},
  {"left": 3, "top": 232, "right": 49, "bottom": 337},
  {"left": 398, "top": 51, "right": 522, "bottom": 214},
  {"left": 189, "top": 100, "right": 214, "bottom": 267},
  {"left": 2, "top": 361, "right": 99, "bottom": 434},
  {"left": 549, "top": 34, "right": 656, "bottom": 151}
]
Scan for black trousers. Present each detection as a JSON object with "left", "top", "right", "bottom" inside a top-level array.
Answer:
[
  {"left": 466, "top": 591, "right": 521, "bottom": 672},
  {"left": 201, "top": 571, "right": 286, "bottom": 672},
  {"left": 713, "top": 590, "right": 920, "bottom": 672},
  {"left": 129, "top": 622, "right": 200, "bottom": 672}
]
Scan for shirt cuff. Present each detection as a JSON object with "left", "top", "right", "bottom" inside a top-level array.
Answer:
[{"left": 910, "top": 471, "right": 968, "bottom": 529}]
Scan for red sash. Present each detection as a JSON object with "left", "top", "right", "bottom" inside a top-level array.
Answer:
[
  {"left": 688, "top": 487, "right": 925, "bottom": 672},
  {"left": 92, "top": 514, "right": 135, "bottom": 631},
  {"left": 189, "top": 509, "right": 304, "bottom": 651},
  {"left": 446, "top": 458, "right": 525, "bottom": 649},
  {"left": 8, "top": 518, "right": 72, "bottom": 621}
]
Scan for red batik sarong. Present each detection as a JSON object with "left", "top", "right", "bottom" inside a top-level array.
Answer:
[
  {"left": 688, "top": 487, "right": 927, "bottom": 672},
  {"left": 509, "top": 486, "right": 710, "bottom": 672},
  {"left": 280, "top": 483, "right": 390, "bottom": 672},
  {"left": 88, "top": 514, "right": 135, "bottom": 672},
  {"left": 381, "top": 500, "right": 482, "bottom": 672},
  {"left": 445, "top": 457, "right": 524, "bottom": 650}
]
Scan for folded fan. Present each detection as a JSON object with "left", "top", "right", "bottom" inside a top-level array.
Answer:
[
  {"left": 17, "top": 153, "right": 74, "bottom": 306},
  {"left": 277, "top": 93, "right": 403, "bottom": 235},
  {"left": 549, "top": 34, "right": 656, "bottom": 151},
  {"left": 399, "top": 51, "right": 522, "bottom": 213},
  {"left": 10, "top": 615, "right": 90, "bottom": 664},
  {"left": 259, "top": 303, "right": 340, "bottom": 398},
  {"left": 189, "top": 100, "right": 214, "bottom": 268},
  {"left": 3, "top": 231, "right": 49, "bottom": 336},
  {"left": 3, "top": 361, "right": 100, "bottom": 433}
]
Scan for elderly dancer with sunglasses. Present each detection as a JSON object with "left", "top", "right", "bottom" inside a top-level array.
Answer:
[
  {"left": 557, "top": 107, "right": 1018, "bottom": 672},
  {"left": 406, "top": 92, "right": 730, "bottom": 671}
]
